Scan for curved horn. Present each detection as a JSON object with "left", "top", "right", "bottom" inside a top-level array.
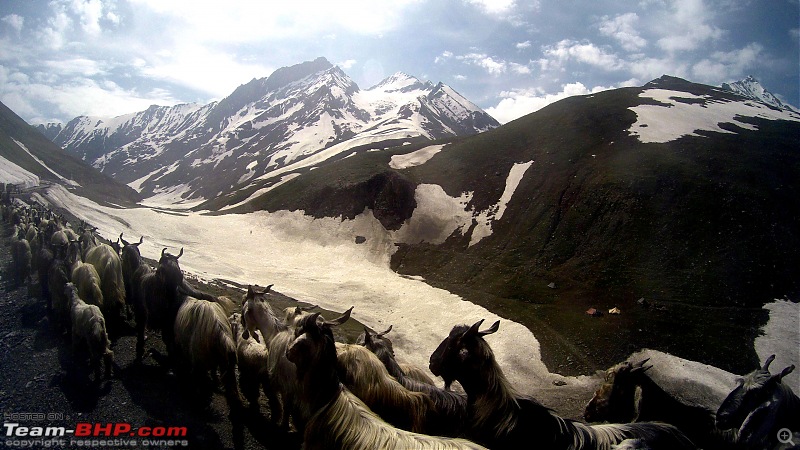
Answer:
[
  {"left": 325, "top": 306, "right": 353, "bottom": 327},
  {"left": 377, "top": 325, "right": 393, "bottom": 337},
  {"left": 300, "top": 304, "right": 318, "bottom": 312},
  {"left": 479, "top": 320, "right": 500, "bottom": 336},
  {"left": 763, "top": 354, "right": 776, "bottom": 371},
  {"left": 266, "top": 284, "right": 273, "bottom": 292},
  {"left": 465, "top": 319, "right": 485, "bottom": 338},
  {"left": 176, "top": 247, "right": 183, "bottom": 259},
  {"left": 137, "top": 236, "right": 144, "bottom": 245},
  {"left": 634, "top": 358, "right": 651, "bottom": 369},
  {"left": 161, "top": 247, "right": 167, "bottom": 258},
  {"left": 119, "top": 233, "right": 130, "bottom": 247}
]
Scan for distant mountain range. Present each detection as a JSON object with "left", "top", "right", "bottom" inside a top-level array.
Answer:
[{"left": 38, "top": 57, "right": 498, "bottom": 207}]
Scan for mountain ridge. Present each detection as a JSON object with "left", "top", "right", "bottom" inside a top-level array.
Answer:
[{"left": 41, "top": 57, "right": 499, "bottom": 207}]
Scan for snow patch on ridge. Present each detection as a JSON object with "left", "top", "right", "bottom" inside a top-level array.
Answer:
[
  {"left": 628, "top": 89, "right": 800, "bottom": 143},
  {"left": 0, "top": 155, "right": 40, "bottom": 188},
  {"left": 389, "top": 144, "right": 447, "bottom": 169},
  {"left": 470, "top": 161, "right": 533, "bottom": 247}
]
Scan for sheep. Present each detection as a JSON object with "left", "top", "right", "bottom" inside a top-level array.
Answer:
[
  {"left": 429, "top": 319, "right": 696, "bottom": 450},
  {"left": 229, "top": 312, "right": 274, "bottom": 410},
  {"left": 358, "top": 326, "right": 468, "bottom": 437},
  {"left": 716, "top": 354, "right": 799, "bottom": 449},
  {"left": 286, "top": 312, "right": 488, "bottom": 450},
  {"left": 65, "top": 282, "right": 113, "bottom": 381}
]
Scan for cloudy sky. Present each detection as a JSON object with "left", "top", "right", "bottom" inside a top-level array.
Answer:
[{"left": 1, "top": 0, "right": 798, "bottom": 125}]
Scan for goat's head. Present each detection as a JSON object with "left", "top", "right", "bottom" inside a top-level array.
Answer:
[
  {"left": 156, "top": 247, "right": 184, "bottom": 288},
  {"left": 284, "top": 304, "right": 318, "bottom": 328},
  {"left": 246, "top": 284, "right": 273, "bottom": 301},
  {"left": 356, "top": 325, "right": 395, "bottom": 357},
  {"left": 429, "top": 319, "right": 499, "bottom": 387},
  {"left": 584, "top": 359, "right": 652, "bottom": 423},
  {"left": 286, "top": 307, "right": 353, "bottom": 377},
  {"left": 716, "top": 354, "right": 795, "bottom": 432}
]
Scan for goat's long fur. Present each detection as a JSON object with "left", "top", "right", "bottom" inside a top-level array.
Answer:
[
  {"left": 173, "top": 296, "right": 241, "bottom": 408},
  {"left": 229, "top": 312, "right": 272, "bottom": 409},
  {"left": 304, "top": 387, "right": 487, "bottom": 450},
  {"left": 66, "top": 283, "right": 113, "bottom": 380},
  {"left": 85, "top": 244, "right": 126, "bottom": 329},
  {"left": 430, "top": 320, "right": 696, "bottom": 450},
  {"left": 335, "top": 342, "right": 433, "bottom": 433},
  {"left": 359, "top": 327, "right": 465, "bottom": 436},
  {"left": 71, "top": 263, "right": 104, "bottom": 308},
  {"left": 288, "top": 313, "right": 487, "bottom": 450}
]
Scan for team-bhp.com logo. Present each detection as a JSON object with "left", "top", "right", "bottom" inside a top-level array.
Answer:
[{"left": 4, "top": 422, "right": 189, "bottom": 448}]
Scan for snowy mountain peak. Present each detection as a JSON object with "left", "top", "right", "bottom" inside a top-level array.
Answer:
[
  {"left": 721, "top": 76, "right": 797, "bottom": 112},
  {"left": 369, "top": 72, "right": 432, "bottom": 93}
]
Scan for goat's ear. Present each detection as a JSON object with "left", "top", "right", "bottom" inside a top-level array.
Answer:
[
  {"left": 479, "top": 320, "right": 500, "bottom": 336},
  {"left": 325, "top": 306, "right": 353, "bottom": 327},
  {"left": 363, "top": 328, "right": 373, "bottom": 345},
  {"left": 762, "top": 354, "right": 776, "bottom": 371}
]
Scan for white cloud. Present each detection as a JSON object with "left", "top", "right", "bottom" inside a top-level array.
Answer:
[
  {"left": 691, "top": 43, "right": 763, "bottom": 83},
  {"left": 464, "top": 0, "right": 516, "bottom": 15},
  {"left": 129, "top": 0, "right": 422, "bottom": 41},
  {"left": 541, "top": 40, "right": 622, "bottom": 71},
  {"left": 338, "top": 59, "right": 357, "bottom": 69},
  {"left": 71, "top": 0, "right": 104, "bottom": 35},
  {"left": 486, "top": 82, "right": 614, "bottom": 124},
  {"left": 138, "top": 44, "right": 274, "bottom": 98},
  {"left": 654, "top": 0, "right": 724, "bottom": 52},
  {"left": 435, "top": 51, "right": 453, "bottom": 64},
  {"left": 455, "top": 53, "right": 531, "bottom": 76},
  {"left": 516, "top": 40, "right": 531, "bottom": 50},
  {"left": 2, "top": 14, "right": 24, "bottom": 33},
  {"left": 599, "top": 13, "right": 646, "bottom": 51},
  {"left": 458, "top": 53, "right": 507, "bottom": 75}
]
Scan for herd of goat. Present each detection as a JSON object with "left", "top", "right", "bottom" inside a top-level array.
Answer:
[{"left": 2, "top": 194, "right": 798, "bottom": 450}]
